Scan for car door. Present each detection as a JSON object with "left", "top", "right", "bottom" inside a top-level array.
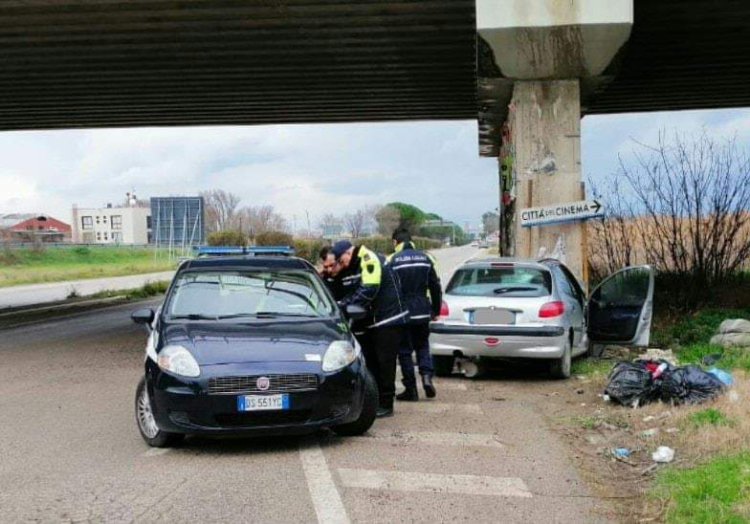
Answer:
[
  {"left": 549, "top": 264, "right": 584, "bottom": 347},
  {"left": 587, "top": 266, "right": 655, "bottom": 346}
]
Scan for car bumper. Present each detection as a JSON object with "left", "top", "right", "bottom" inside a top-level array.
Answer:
[
  {"left": 430, "top": 323, "right": 567, "bottom": 359},
  {"left": 145, "top": 358, "right": 367, "bottom": 436}
]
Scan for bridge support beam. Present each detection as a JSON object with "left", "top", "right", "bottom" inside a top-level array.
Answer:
[
  {"left": 508, "top": 80, "right": 583, "bottom": 276},
  {"left": 477, "top": 0, "right": 633, "bottom": 280}
]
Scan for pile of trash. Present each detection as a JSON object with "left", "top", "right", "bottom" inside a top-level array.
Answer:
[{"left": 604, "top": 359, "right": 732, "bottom": 408}]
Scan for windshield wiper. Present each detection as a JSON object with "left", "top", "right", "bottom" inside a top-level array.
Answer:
[
  {"left": 170, "top": 313, "right": 218, "bottom": 320},
  {"left": 493, "top": 286, "right": 539, "bottom": 295},
  {"left": 216, "top": 312, "right": 320, "bottom": 319}
]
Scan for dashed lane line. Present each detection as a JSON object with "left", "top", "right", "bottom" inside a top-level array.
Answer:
[
  {"left": 358, "top": 430, "right": 505, "bottom": 448},
  {"left": 393, "top": 402, "right": 482, "bottom": 415},
  {"left": 338, "top": 469, "right": 532, "bottom": 498},
  {"left": 299, "top": 439, "right": 350, "bottom": 524}
]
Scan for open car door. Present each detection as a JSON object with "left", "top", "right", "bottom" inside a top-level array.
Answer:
[{"left": 587, "top": 266, "right": 655, "bottom": 347}]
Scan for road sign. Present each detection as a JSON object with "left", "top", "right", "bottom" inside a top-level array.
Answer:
[{"left": 520, "top": 200, "right": 603, "bottom": 228}]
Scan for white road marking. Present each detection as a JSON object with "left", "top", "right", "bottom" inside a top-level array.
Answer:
[
  {"left": 361, "top": 430, "right": 505, "bottom": 448},
  {"left": 299, "top": 440, "right": 350, "bottom": 524},
  {"left": 338, "top": 469, "right": 531, "bottom": 498},
  {"left": 144, "top": 448, "right": 171, "bottom": 457},
  {"left": 394, "top": 402, "right": 483, "bottom": 415}
]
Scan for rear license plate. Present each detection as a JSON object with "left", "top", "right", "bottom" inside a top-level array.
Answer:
[
  {"left": 472, "top": 308, "right": 515, "bottom": 325},
  {"left": 237, "top": 394, "right": 289, "bottom": 412}
]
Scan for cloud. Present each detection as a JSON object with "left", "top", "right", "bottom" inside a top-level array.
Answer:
[{"left": 0, "top": 121, "right": 497, "bottom": 229}]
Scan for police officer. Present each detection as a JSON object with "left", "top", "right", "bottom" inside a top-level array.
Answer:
[
  {"left": 332, "top": 239, "right": 408, "bottom": 417},
  {"left": 389, "top": 228, "right": 442, "bottom": 401},
  {"left": 317, "top": 245, "right": 343, "bottom": 300}
]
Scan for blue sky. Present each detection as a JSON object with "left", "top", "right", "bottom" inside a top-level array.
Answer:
[{"left": 1, "top": 107, "right": 748, "bottom": 231}]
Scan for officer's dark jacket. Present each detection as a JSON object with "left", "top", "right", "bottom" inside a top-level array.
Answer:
[
  {"left": 339, "top": 245, "right": 408, "bottom": 329},
  {"left": 387, "top": 241, "right": 442, "bottom": 323}
]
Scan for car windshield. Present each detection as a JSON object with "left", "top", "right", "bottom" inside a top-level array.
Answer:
[
  {"left": 446, "top": 265, "right": 552, "bottom": 298},
  {"left": 165, "top": 270, "right": 336, "bottom": 320}
]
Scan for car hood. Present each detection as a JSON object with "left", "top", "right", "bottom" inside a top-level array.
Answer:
[{"left": 160, "top": 318, "right": 349, "bottom": 365}]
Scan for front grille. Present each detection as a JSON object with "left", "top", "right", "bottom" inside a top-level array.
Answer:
[
  {"left": 208, "top": 374, "right": 319, "bottom": 395},
  {"left": 214, "top": 410, "right": 312, "bottom": 427}
]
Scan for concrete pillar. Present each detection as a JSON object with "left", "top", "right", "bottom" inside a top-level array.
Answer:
[{"left": 509, "top": 80, "right": 583, "bottom": 277}]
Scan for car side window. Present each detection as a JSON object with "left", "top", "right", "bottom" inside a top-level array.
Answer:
[
  {"left": 551, "top": 265, "right": 582, "bottom": 306},
  {"left": 558, "top": 264, "right": 585, "bottom": 306}
]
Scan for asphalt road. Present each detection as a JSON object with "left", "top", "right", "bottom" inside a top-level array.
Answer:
[
  {"left": 0, "top": 271, "right": 176, "bottom": 309},
  {"left": 0, "top": 246, "right": 610, "bottom": 523}
]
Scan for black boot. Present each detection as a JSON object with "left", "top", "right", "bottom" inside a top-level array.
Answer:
[
  {"left": 396, "top": 386, "right": 419, "bottom": 402},
  {"left": 422, "top": 374, "right": 436, "bottom": 398},
  {"left": 376, "top": 405, "right": 394, "bottom": 418}
]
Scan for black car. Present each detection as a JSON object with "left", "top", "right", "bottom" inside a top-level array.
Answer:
[{"left": 132, "top": 252, "right": 377, "bottom": 447}]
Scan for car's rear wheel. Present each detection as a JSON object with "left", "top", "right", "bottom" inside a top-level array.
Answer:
[
  {"left": 331, "top": 370, "right": 378, "bottom": 437},
  {"left": 135, "top": 377, "right": 184, "bottom": 448},
  {"left": 432, "top": 355, "right": 454, "bottom": 377},
  {"left": 549, "top": 339, "right": 572, "bottom": 379}
]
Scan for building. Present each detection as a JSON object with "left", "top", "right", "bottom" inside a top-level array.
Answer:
[
  {"left": 71, "top": 197, "right": 150, "bottom": 245},
  {"left": 0, "top": 213, "right": 71, "bottom": 243},
  {"left": 150, "top": 197, "right": 205, "bottom": 250}
]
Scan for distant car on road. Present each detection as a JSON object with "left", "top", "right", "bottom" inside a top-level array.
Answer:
[
  {"left": 132, "top": 249, "right": 377, "bottom": 447},
  {"left": 430, "top": 258, "right": 654, "bottom": 379}
]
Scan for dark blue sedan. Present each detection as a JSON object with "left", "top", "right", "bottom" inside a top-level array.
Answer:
[{"left": 132, "top": 252, "right": 377, "bottom": 447}]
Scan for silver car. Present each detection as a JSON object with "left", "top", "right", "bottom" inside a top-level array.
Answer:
[{"left": 430, "top": 258, "right": 654, "bottom": 379}]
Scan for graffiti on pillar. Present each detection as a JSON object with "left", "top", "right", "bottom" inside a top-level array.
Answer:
[
  {"left": 498, "top": 120, "right": 516, "bottom": 256},
  {"left": 537, "top": 235, "right": 567, "bottom": 264}
]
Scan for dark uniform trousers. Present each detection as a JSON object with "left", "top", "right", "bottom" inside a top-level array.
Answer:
[
  {"left": 398, "top": 322, "right": 433, "bottom": 386},
  {"left": 358, "top": 326, "right": 403, "bottom": 409}
]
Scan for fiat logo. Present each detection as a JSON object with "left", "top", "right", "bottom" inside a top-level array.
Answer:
[{"left": 256, "top": 376, "right": 271, "bottom": 391}]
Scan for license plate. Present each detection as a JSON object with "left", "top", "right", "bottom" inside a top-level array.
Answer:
[
  {"left": 472, "top": 308, "right": 515, "bottom": 325},
  {"left": 237, "top": 394, "right": 289, "bottom": 412}
]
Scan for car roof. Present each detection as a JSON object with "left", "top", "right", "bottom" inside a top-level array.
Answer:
[
  {"left": 459, "top": 257, "right": 551, "bottom": 271},
  {"left": 178, "top": 256, "right": 314, "bottom": 272}
]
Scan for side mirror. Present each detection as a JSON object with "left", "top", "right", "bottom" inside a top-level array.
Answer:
[
  {"left": 345, "top": 304, "right": 368, "bottom": 320},
  {"left": 131, "top": 308, "right": 155, "bottom": 328}
]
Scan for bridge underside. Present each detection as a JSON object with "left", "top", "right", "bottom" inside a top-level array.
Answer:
[{"left": 1, "top": 0, "right": 750, "bottom": 157}]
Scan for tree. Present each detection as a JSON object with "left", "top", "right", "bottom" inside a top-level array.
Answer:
[
  {"left": 344, "top": 210, "right": 367, "bottom": 238},
  {"left": 200, "top": 189, "right": 241, "bottom": 233},
  {"left": 375, "top": 205, "right": 401, "bottom": 236},
  {"left": 237, "top": 205, "right": 288, "bottom": 239},
  {"left": 482, "top": 211, "right": 499, "bottom": 236},
  {"left": 590, "top": 132, "right": 750, "bottom": 305},
  {"left": 386, "top": 202, "right": 427, "bottom": 232}
]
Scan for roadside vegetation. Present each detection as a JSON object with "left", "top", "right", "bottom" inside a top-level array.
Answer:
[
  {"left": 0, "top": 246, "right": 176, "bottom": 287},
  {"left": 563, "top": 132, "right": 750, "bottom": 522}
]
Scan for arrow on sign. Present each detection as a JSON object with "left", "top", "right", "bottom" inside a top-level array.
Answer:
[{"left": 591, "top": 200, "right": 602, "bottom": 214}]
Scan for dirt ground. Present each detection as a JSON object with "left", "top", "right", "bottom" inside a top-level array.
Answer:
[{"left": 523, "top": 351, "right": 749, "bottom": 523}]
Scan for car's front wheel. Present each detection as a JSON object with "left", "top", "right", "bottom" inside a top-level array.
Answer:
[
  {"left": 331, "top": 370, "right": 377, "bottom": 437},
  {"left": 135, "top": 377, "right": 184, "bottom": 448}
]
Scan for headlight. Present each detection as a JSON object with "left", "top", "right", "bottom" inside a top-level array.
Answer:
[
  {"left": 322, "top": 340, "right": 358, "bottom": 372},
  {"left": 157, "top": 345, "right": 200, "bottom": 378}
]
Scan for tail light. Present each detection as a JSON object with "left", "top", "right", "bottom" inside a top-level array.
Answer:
[
  {"left": 439, "top": 300, "right": 450, "bottom": 318},
  {"left": 539, "top": 301, "right": 565, "bottom": 318}
]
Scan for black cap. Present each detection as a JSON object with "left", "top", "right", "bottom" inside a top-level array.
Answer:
[{"left": 331, "top": 240, "right": 353, "bottom": 260}]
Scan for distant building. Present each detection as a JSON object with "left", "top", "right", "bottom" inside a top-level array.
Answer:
[
  {"left": 150, "top": 196, "right": 205, "bottom": 249},
  {"left": 0, "top": 213, "right": 71, "bottom": 243},
  {"left": 71, "top": 197, "right": 150, "bottom": 245}
]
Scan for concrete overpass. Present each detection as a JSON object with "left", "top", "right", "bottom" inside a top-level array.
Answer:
[{"left": 2, "top": 0, "right": 749, "bottom": 277}]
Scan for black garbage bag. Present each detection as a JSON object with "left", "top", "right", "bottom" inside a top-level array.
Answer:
[
  {"left": 660, "top": 366, "right": 726, "bottom": 404},
  {"left": 604, "top": 362, "right": 658, "bottom": 407}
]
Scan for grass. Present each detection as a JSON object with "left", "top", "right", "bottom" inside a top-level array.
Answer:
[
  {"left": 687, "top": 408, "right": 735, "bottom": 429},
  {"left": 571, "top": 357, "right": 614, "bottom": 377},
  {"left": 0, "top": 246, "right": 176, "bottom": 287},
  {"left": 86, "top": 280, "right": 170, "bottom": 301},
  {"left": 655, "top": 452, "right": 750, "bottom": 523}
]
